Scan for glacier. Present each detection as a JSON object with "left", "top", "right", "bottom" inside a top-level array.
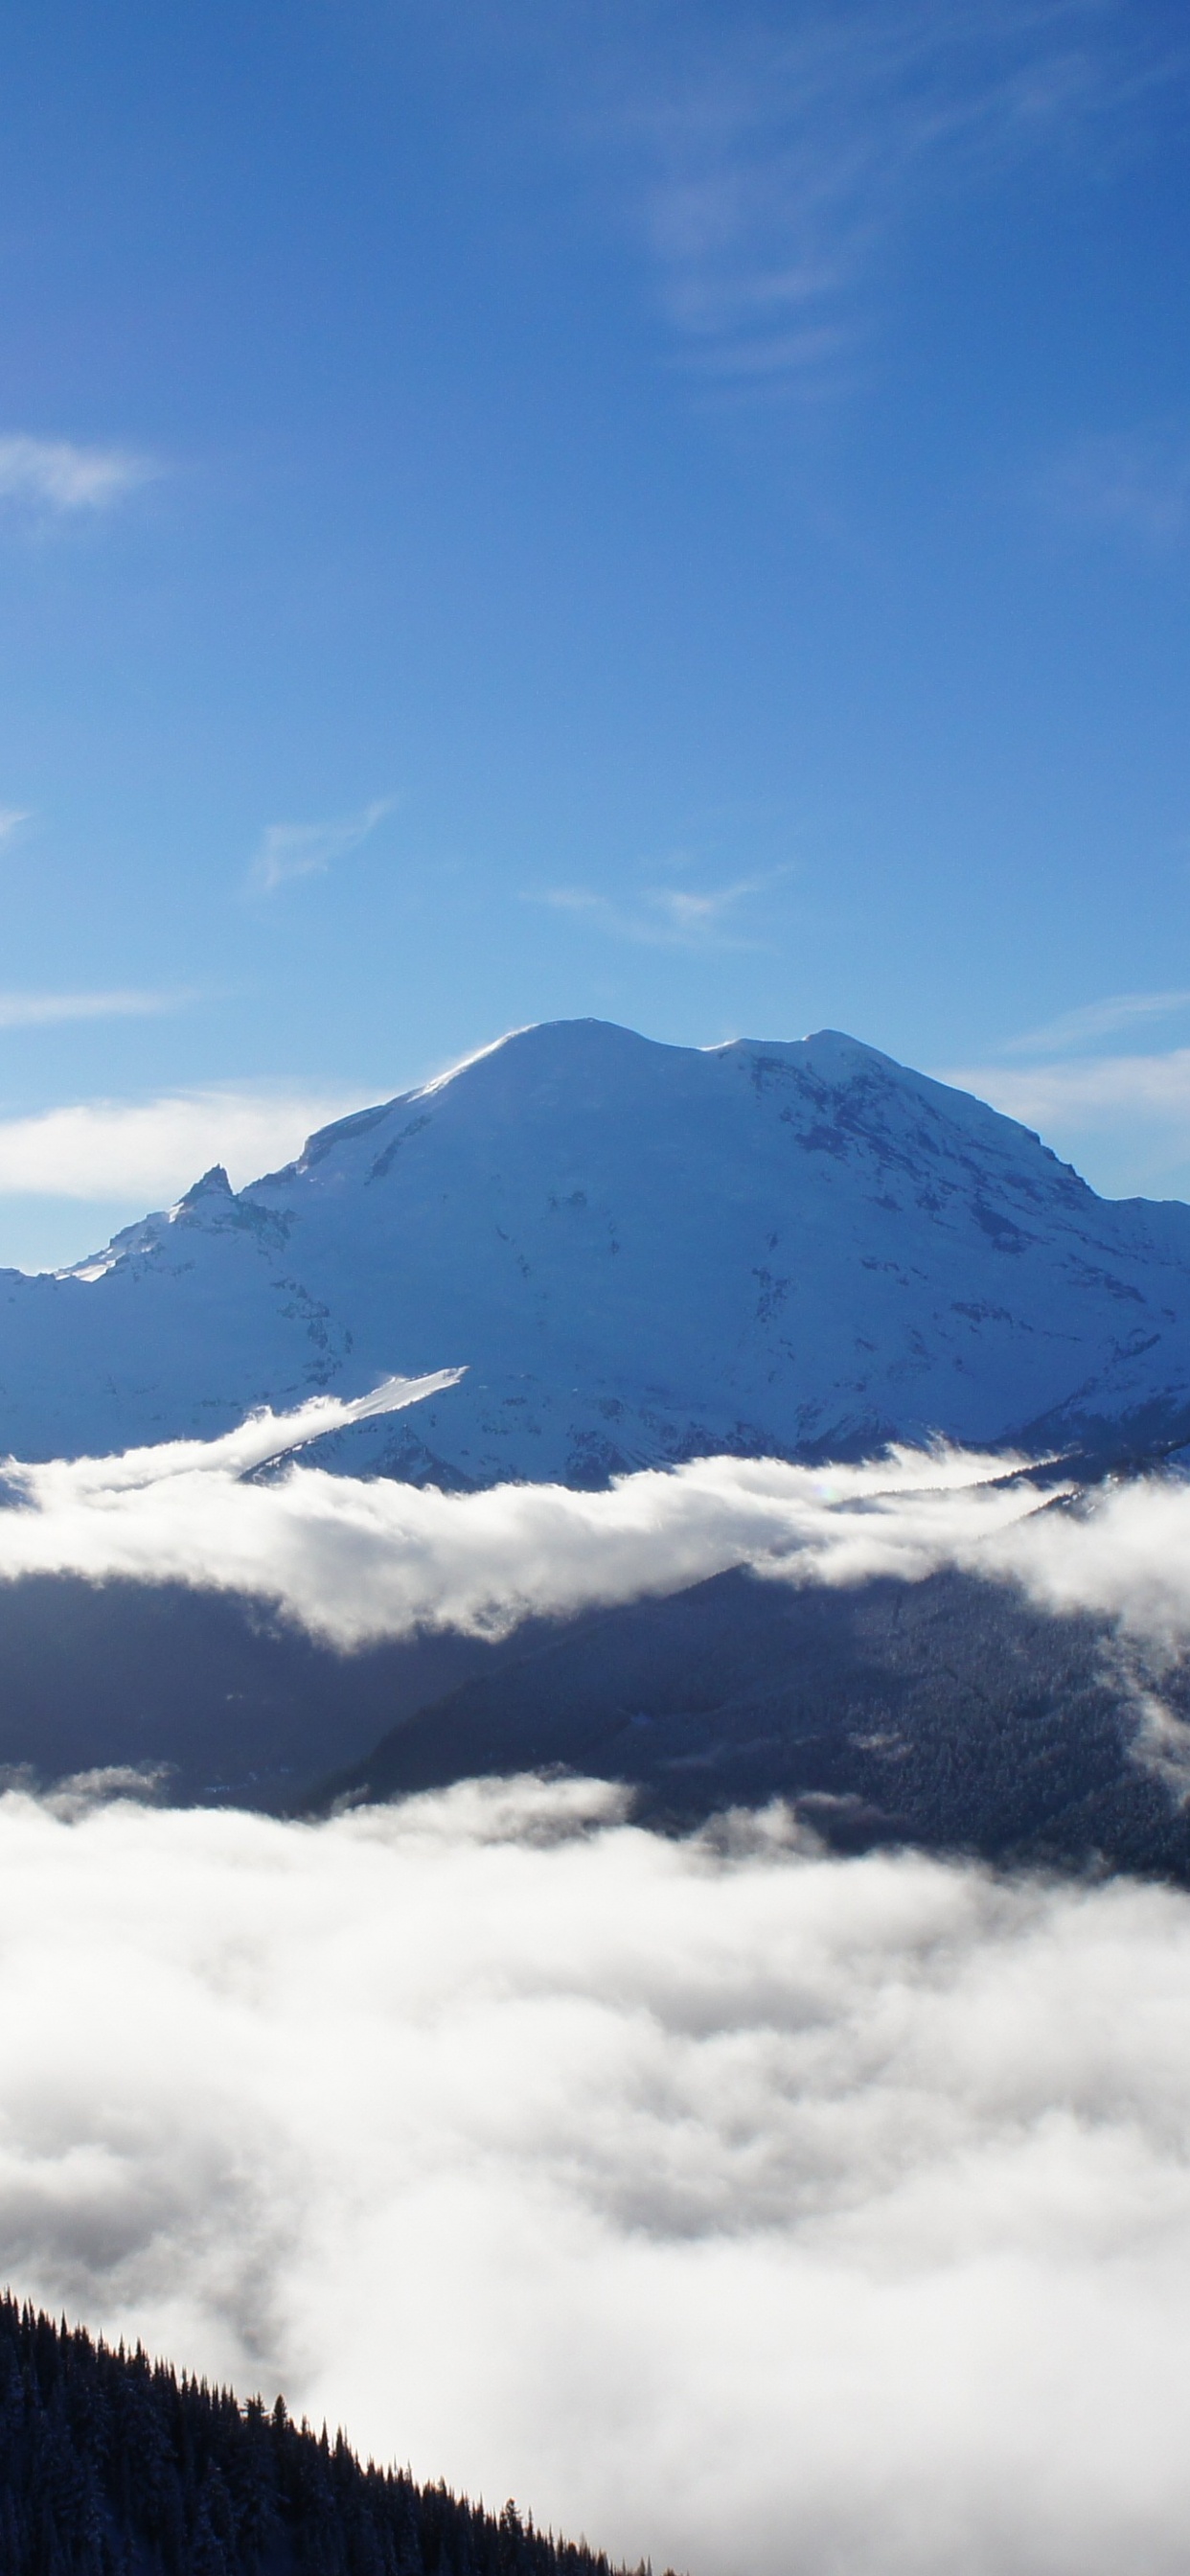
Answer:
[{"left": 3, "top": 1016, "right": 1190, "bottom": 1483}]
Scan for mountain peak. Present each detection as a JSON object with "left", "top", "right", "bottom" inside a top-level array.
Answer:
[
  {"left": 6, "top": 1019, "right": 1190, "bottom": 1478},
  {"left": 179, "top": 1163, "right": 234, "bottom": 1205}
]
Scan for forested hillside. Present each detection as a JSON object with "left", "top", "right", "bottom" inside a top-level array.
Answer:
[
  {"left": 0, "top": 2299, "right": 641, "bottom": 2576},
  {"left": 319, "top": 1559, "right": 1190, "bottom": 1883}
]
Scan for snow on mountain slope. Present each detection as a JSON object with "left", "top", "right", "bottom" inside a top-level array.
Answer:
[{"left": 2, "top": 1018, "right": 1190, "bottom": 1483}]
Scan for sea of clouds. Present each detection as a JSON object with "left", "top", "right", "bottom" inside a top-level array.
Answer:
[
  {"left": 2, "top": 1774, "right": 1190, "bottom": 2576},
  {"left": 4, "top": 1392, "right": 1190, "bottom": 2571}
]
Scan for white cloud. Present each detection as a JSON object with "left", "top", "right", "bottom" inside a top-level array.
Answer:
[
  {"left": 0, "top": 809, "right": 31, "bottom": 844},
  {"left": 5, "top": 1779, "right": 1190, "bottom": 2574},
  {"left": 19, "top": 1372, "right": 464, "bottom": 1495},
  {"left": 1040, "top": 427, "right": 1190, "bottom": 548},
  {"left": 0, "top": 435, "right": 159, "bottom": 515},
  {"left": 6, "top": 1409, "right": 1190, "bottom": 2566},
  {"left": 0, "top": 988, "right": 191, "bottom": 1032},
  {"left": 944, "top": 1045, "right": 1190, "bottom": 1201},
  {"left": 1000, "top": 991, "right": 1190, "bottom": 1056},
  {"left": 945, "top": 1048, "right": 1190, "bottom": 1136},
  {"left": 12, "top": 1402, "right": 1190, "bottom": 1684},
  {"left": 533, "top": 872, "right": 779, "bottom": 950},
  {"left": 0, "top": 1086, "right": 372, "bottom": 1203},
  {"left": 250, "top": 797, "right": 395, "bottom": 893},
  {"left": 594, "top": 0, "right": 1174, "bottom": 391},
  {"left": 0, "top": 1421, "right": 1051, "bottom": 1646}
]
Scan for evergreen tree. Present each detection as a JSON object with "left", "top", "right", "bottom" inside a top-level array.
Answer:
[{"left": 0, "top": 2298, "right": 652, "bottom": 2576}]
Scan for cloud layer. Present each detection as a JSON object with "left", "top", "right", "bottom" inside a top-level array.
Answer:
[
  {"left": 3, "top": 1777, "right": 1190, "bottom": 2576},
  {"left": 0, "top": 1428, "right": 1054, "bottom": 1643},
  {"left": 4, "top": 1404, "right": 1190, "bottom": 2568},
  {"left": 9, "top": 1400, "right": 1190, "bottom": 1676}
]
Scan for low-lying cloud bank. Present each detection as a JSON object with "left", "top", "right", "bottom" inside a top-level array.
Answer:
[
  {"left": 4, "top": 1391, "right": 1190, "bottom": 1659},
  {"left": 0, "top": 1414, "right": 1046, "bottom": 1643},
  {"left": 3, "top": 1776, "right": 1190, "bottom": 2576}
]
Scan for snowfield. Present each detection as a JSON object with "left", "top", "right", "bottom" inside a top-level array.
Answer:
[{"left": 3, "top": 1016, "right": 1190, "bottom": 1481}]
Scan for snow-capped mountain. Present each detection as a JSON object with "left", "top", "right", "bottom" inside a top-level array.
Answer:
[{"left": 4, "top": 1018, "right": 1190, "bottom": 1481}]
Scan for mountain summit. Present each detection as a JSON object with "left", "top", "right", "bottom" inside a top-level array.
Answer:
[{"left": 5, "top": 1018, "right": 1190, "bottom": 1480}]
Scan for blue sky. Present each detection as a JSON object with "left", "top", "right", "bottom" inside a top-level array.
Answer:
[{"left": 0, "top": 0, "right": 1188, "bottom": 1265}]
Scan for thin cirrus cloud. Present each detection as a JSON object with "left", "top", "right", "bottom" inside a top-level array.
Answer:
[
  {"left": 0, "top": 988, "right": 193, "bottom": 1033},
  {"left": 1039, "top": 427, "right": 1190, "bottom": 549},
  {"left": 943, "top": 991, "right": 1190, "bottom": 1191},
  {"left": 0, "top": 1087, "right": 371, "bottom": 1205},
  {"left": 249, "top": 797, "right": 396, "bottom": 894},
  {"left": 944, "top": 1048, "right": 1190, "bottom": 1139},
  {"left": 0, "top": 435, "right": 160, "bottom": 516},
  {"left": 999, "top": 989, "right": 1190, "bottom": 1056},
  {"left": 587, "top": 0, "right": 1179, "bottom": 392},
  {"left": 532, "top": 872, "right": 779, "bottom": 950},
  {"left": 6, "top": 1779, "right": 1190, "bottom": 2576}
]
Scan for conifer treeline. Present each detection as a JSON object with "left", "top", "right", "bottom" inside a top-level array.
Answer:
[{"left": 0, "top": 2297, "right": 648, "bottom": 2576}]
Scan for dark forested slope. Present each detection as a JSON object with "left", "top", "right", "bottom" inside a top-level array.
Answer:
[
  {"left": 2, "top": 1545, "right": 1189, "bottom": 1888},
  {"left": 0, "top": 1575, "right": 500, "bottom": 1807},
  {"left": 0, "top": 2298, "right": 641, "bottom": 2576},
  {"left": 318, "top": 1560, "right": 1190, "bottom": 1884}
]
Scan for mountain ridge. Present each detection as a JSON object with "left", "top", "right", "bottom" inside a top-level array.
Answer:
[{"left": 3, "top": 1016, "right": 1190, "bottom": 1482}]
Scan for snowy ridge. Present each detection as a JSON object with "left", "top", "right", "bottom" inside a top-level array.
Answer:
[{"left": 3, "top": 1017, "right": 1190, "bottom": 1483}]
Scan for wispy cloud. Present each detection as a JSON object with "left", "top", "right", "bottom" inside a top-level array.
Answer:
[
  {"left": 249, "top": 797, "right": 395, "bottom": 894},
  {"left": 946, "top": 1043, "right": 1190, "bottom": 1201},
  {"left": 18, "top": 1372, "right": 466, "bottom": 1491},
  {"left": 946, "top": 1049, "right": 1190, "bottom": 1138},
  {"left": 20, "top": 1400, "right": 1190, "bottom": 1680},
  {"left": 532, "top": 870, "right": 781, "bottom": 950},
  {"left": 1001, "top": 990, "right": 1190, "bottom": 1056},
  {"left": 1040, "top": 426, "right": 1190, "bottom": 549},
  {"left": 29, "top": 1370, "right": 1190, "bottom": 1751},
  {"left": 0, "top": 1087, "right": 371, "bottom": 1205},
  {"left": 952, "top": 998, "right": 1190, "bottom": 1194},
  {"left": 0, "top": 809, "right": 31, "bottom": 845},
  {"left": 0, "top": 435, "right": 160, "bottom": 516},
  {"left": 0, "top": 988, "right": 192, "bottom": 1032},
  {"left": 594, "top": 0, "right": 1178, "bottom": 392},
  {"left": 0, "top": 1425, "right": 1040, "bottom": 1644}
]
